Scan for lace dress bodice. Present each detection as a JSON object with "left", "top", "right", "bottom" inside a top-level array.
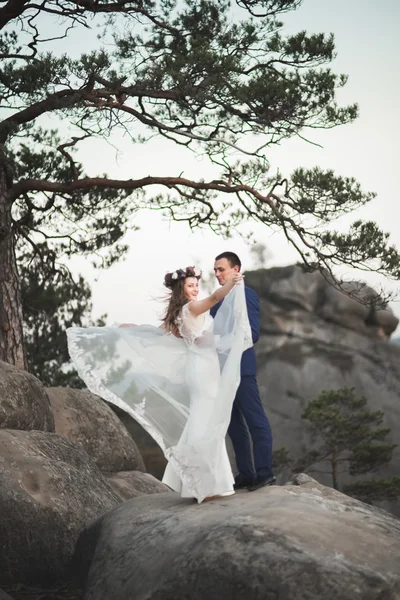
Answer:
[{"left": 176, "top": 303, "right": 214, "bottom": 348}]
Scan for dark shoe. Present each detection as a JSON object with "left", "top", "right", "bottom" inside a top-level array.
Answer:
[
  {"left": 247, "top": 476, "right": 276, "bottom": 492},
  {"left": 234, "top": 476, "right": 255, "bottom": 490}
]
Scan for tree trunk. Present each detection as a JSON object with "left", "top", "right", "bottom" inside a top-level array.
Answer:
[{"left": 0, "top": 158, "right": 26, "bottom": 370}]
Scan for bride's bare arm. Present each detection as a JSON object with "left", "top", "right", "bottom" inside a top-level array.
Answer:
[
  {"left": 119, "top": 323, "right": 137, "bottom": 327},
  {"left": 189, "top": 274, "right": 243, "bottom": 317}
]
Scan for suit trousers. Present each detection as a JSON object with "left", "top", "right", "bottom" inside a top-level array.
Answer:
[{"left": 228, "top": 375, "right": 273, "bottom": 480}]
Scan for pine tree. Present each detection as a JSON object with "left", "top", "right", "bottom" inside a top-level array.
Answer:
[
  {"left": 1, "top": 0, "right": 399, "bottom": 367},
  {"left": 297, "top": 388, "right": 398, "bottom": 501}
]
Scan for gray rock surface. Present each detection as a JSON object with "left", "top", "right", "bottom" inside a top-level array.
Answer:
[
  {"left": 0, "top": 429, "right": 120, "bottom": 588},
  {"left": 105, "top": 470, "right": 169, "bottom": 501},
  {"left": 0, "top": 361, "right": 54, "bottom": 432},
  {"left": 74, "top": 475, "right": 400, "bottom": 600},
  {"left": 244, "top": 266, "right": 400, "bottom": 516},
  {"left": 47, "top": 387, "right": 145, "bottom": 473}
]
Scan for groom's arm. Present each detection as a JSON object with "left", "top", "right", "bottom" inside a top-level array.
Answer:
[{"left": 245, "top": 287, "right": 260, "bottom": 344}]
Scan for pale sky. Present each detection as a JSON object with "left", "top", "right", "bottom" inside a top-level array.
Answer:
[{"left": 28, "top": 1, "right": 400, "bottom": 329}]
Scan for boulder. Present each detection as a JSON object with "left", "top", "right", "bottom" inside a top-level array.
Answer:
[
  {"left": 47, "top": 387, "right": 145, "bottom": 473},
  {"left": 0, "top": 361, "right": 54, "bottom": 432},
  {"left": 74, "top": 476, "right": 400, "bottom": 600},
  {"left": 0, "top": 429, "right": 120, "bottom": 588},
  {"left": 105, "top": 470, "right": 169, "bottom": 501},
  {"left": 0, "top": 591, "right": 14, "bottom": 600}
]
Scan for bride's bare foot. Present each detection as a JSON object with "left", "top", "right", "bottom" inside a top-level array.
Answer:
[{"left": 202, "top": 491, "right": 235, "bottom": 502}]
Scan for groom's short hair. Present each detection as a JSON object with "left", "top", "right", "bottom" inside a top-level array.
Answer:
[{"left": 215, "top": 251, "right": 241, "bottom": 270}]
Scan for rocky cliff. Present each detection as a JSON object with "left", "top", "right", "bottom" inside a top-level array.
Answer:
[{"left": 245, "top": 265, "right": 400, "bottom": 515}]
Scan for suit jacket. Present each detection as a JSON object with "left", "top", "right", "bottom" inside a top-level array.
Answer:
[{"left": 210, "top": 285, "right": 260, "bottom": 377}]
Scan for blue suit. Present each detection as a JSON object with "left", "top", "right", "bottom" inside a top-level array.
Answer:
[{"left": 211, "top": 286, "right": 273, "bottom": 482}]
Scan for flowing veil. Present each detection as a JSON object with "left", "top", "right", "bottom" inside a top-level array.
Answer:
[{"left": 67, "top": 283, "right": 252, "bottom": 494}]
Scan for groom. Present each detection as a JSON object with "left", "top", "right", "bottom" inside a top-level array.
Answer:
[{"left": 211, "top": 251, "right": 275, "bottom": 491}]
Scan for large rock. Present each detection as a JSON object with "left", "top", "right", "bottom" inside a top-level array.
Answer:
[
  {"left": 0, "top": 361, "right": 54, "bottom": 432},
  {"left": 105, "top": 470, "right": 169, "bottom": 501},
  {"left": 73, "top": 476, "right": 400, "bottom": 600},
  {"left": 244, "top": 266, "right": 400, "bottom": 516},
  {"left": 0, "top": 429, "right": 120, "bottom": 588},
  {"left": 47, "top": 387, "right": 145, "bottom": 473}
]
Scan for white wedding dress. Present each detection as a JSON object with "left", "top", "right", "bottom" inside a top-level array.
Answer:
[{"left": 67, "top": 283, "right": 252, "bottom": 503}]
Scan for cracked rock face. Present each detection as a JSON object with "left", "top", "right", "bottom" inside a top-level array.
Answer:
[
  {"left": 244, "top": 266, "right": 400, "bottom": 517},
  {"left": 74, "top": 476, "right": 400, "bottom": 600}
]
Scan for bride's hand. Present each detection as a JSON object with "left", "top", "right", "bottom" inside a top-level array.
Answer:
[
  {"left": 119, "top": 323, "right": 137, "bottom": 328},
  {"left": 232, "top": 273, "right": 244, "bottom": 285}
]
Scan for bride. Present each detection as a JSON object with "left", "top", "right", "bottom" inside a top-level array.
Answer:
[{"left": 67, "top": 265, "right": 252, "bottom": 503}]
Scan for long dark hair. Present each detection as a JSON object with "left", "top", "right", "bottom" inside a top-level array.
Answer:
[{"left": 161, "top": 278, "right": 189, "bottom": 337}]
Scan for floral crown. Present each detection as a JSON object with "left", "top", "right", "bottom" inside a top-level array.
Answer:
[{"left": 164, "top": 266, "right": 202, "bottom": 289}]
